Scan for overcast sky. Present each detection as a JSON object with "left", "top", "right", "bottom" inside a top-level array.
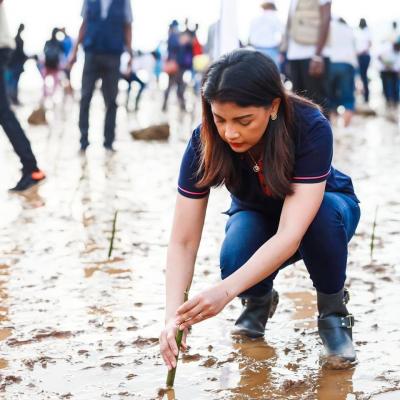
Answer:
[{"left": 4, "top": 0, "right": 398, "bottom": 53}]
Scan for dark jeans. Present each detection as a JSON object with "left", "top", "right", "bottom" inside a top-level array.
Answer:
[
  {"left": 220, "top": 192, "right": 360, "bottom": 297},
  {"left": 121, "top": 72, "right": 146, "bottom": 111},
  {"left": 0, "top": 48, "right": 38, "bottom": 174},
  {"left": 6, "top": 64, "right": 24, "bottom": 103},
  {"left": 380, "top": 71, "right": 400, "bottom": 104},
  {"left": 358, "top": 54, "right": 371, "bottom": 103},
  {"left": 288, "top": 58, "right": 331, "bottom": 116},
  {"left": 79, "top": 52, "right": 121, "bottom": 149},
  {"left": 329, "top": 63, "right": 355, "bottom": 111},
  {"left": 163, "top": 69, "right": 186, "bottom": 110}
]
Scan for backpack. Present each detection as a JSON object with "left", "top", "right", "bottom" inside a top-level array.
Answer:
[{"left": 44, "top": 41, "right": 61, "bottom": 69}]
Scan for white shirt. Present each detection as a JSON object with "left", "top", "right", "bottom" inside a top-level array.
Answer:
[
  {"left": 330, "top": 19, "right": 357, "bottom": 67},
  {"left": 249, "top": 10, "right": 283, "bottom": 48},
  {"left": 287, "top": 0, "right": 331, "bottom": 60},
  {"left": 354, "top": 28, "right": 371, "bottom": 54},
  {"left": 0, "top": 4, "right": 15, "bottom": 49},
  {"left": 377, "top": 41, "right": 400, "bottom": 72}
]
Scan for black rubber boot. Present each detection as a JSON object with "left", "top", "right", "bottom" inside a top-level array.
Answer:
[
  {"left": 232, "top": 289, "right": 279, "bottom": 338},
  {"left": 317, "top": 288, "right": 356, "bottom": 368}
]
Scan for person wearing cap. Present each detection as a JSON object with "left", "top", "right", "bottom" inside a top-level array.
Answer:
[
  {"left": 249, "top": 1, "right": 284, "bottom": 68},
  {"left": 0, "top": 0, "right": 45, "bottom": 191}
]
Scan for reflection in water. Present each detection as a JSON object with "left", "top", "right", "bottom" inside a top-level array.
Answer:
[
  {"left": 12, "top": 185, "right": 45, "bottom": 209},
  {"left": 230, "top": 337, "right": 277, "bottom": 399},
  {"left": 316, "top": 366, "right": 355, "bottom": 400}
]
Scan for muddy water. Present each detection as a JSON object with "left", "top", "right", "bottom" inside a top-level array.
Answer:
[{"left": 0, "top": 90, "right": 399, "bottom": 399}]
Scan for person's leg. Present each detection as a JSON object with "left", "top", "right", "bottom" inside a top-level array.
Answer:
[
  {"left": 100, "top": 54, "right": 120, "bottom": 149},
  {"left": 288, "top": 59, "right": 306, "bottom": 95},
  {"left": 299, "top": 192, "right": 360, "bottom": 293},
  {"left": 162, "top": 73, "right": 176, "bottom": 111},
  {"left": 220, "top": 209, "right": 282, "bottom": 337},
  {"left": 328, "top": 63, "right": 340, "bottom": 114},
  {"left": 339, "top": 64, "right": 355, "bottom": 126},
  {"left": 358, "top": 54, "right": 370, "bottom": 103},
  {"left": 0, "top": 50, "right": 40, "bottom": 178},
  {"left": 220, "top": 207, "right": 301, "bottom": 337},
  {"left": 132, "top": 74, "right": 146, "bottom": 111},
  {"left": 299, "top": 192, "right": 360, "bottom": 365},
  {"left": 302, "top": 58, "right": 331, "bottom": 116},
  {"left": 380, "top": 71, "right": 389, "bottom": 102},
  {"left": 175, "top": 69, "right": 186, "bottom": 111},
  {"left": 394, "top": 73, "right": 400, "bottom": 104},
  {"left": 220, "top": 210, "right": 280, "bottom": 297},
  {"left": 79, "top": 53, "right": 98, "bottom": 150}
]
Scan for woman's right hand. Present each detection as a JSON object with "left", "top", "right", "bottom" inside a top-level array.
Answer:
[{"left": 159, "top": 319, "right": 188, "bottom": 370}]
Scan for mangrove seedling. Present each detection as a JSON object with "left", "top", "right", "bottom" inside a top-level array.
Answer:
[
  {"left": 108, "top": 210, "right": 118, "bottom": 259},
  {"left": 166, "top": 288, "right": 190, "bottom": 388}
]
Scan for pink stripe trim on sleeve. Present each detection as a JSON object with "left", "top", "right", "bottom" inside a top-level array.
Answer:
[
  {"left": 178, "top": 186, "right": 209, "bottom": 196},
  {"left": 292, "top": 168, "right": 331, "bottom": 180}
]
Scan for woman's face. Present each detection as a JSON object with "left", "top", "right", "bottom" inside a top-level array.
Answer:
[{"left": 211, "top": 100, "right": 280, "bottom": 154}]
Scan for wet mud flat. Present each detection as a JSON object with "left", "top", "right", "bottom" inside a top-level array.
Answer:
[{"left": 0, "top": 94, "right": 400, "bottom": 399}]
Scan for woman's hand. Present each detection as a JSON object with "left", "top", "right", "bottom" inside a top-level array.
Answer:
[
  {"left": 159, "top": 319, "right": 188, "bottom": 370},
  {"left": 175, "top": 284, "right": 233, "bottom": 330}
]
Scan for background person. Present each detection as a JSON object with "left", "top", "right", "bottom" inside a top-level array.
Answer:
[
  {"left": 0, "top": 0, "right": 45, "bottom": 191},
  {"left": 69, "top": 0, "right": 133, "bottom": 152}
]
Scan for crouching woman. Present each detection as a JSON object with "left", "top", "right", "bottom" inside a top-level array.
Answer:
[{"left": 159, "top": 49, "right": 360, "bottom": 370}]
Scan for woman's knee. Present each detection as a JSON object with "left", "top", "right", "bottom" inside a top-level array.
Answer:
[{"left": 220, "top": 211, "right": 273, "bottom": 278}]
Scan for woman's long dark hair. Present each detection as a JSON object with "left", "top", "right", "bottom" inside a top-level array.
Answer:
[{"left": 198, "top": 49, "right": 317, "bottom": 199}]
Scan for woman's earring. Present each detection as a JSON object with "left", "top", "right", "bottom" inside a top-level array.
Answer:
[{"left": 271, "top": 113, "right": 277, "bottom": 121}]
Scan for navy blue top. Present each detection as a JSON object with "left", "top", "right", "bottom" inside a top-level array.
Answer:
[
  {"left": 83, "top": 0, "right": 128, "bottom": 55},
  {"left": 178, "top": 104, "right": 358, "bottom": 216}
]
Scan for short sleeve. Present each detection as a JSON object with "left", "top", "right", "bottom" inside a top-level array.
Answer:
[
  {"left": 81, "top": 0, "right": 88, "bottom": 18},
  {"left": 178, "top": 127, "right": 210, "bottom": 199},
  {"left": 292, "top": 118, "right": 333, "bottom": 184},
  {"left": 125, "top": 0, "right": 133, "bottom": 23}
]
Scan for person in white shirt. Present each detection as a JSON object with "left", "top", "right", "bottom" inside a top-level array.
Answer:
[
  {"left": 355, "top": 18, "right": 372, "bottom": 103},
  {"left": 377, "top": 40, "right": 400, "bottom": 107},
  {"left": 284, "top": 0, "right": 331, "bottom": 115},
  {"left": 329, "top": 17, "right": 358, "bottom": 127},
  {"left": 249, "top": 1, "right": 283, "bottom": 67}
]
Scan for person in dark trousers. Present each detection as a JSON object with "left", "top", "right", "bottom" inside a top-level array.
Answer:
[
  {"left": 69, "top": 0, "right": 133, "bottom": 152},
  {"left": 162, "top": 20, "right": 193, "bottom": 112},
  {"left": 283, "top": 0, "right": 331, "bottom": 115},
  {"left": 6, "top": 23, "right": 27, "bottom": 105},
  {"left": 355, "top": 18, "right": 372, "bottom": 103},
  {"left": 42, "top": 28, "right": 64, "bottom": 101},
  {"left": 0, "top": 0, "right": 45, "bottom": 191},
  {"left": 159, "top": 50, "right": 360, "bottom": 371}
]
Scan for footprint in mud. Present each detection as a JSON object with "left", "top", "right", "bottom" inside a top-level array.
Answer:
[
  {"left": 181, "top": 353, "right": 201, "bottom": 362},
  {"left": 7, "top": 330, "right": 73, "bottom": 346},
  {"left": 101, "top": 362, "right": 123, "bottom": 369},
  {"left": 132, "top": 337, "right": 159, "bottom": 348},
  {"left": 23, "top": 356, "right": 56, "bottom": 370},
  {"left": 0, "top": 375, "right": 22, "bottom": 391},
  {"left": 200, "top": 356, "right": 218, "bottom": 367},
  {"left": 281, "top": 379, "right": 307, "bottom": 392}
]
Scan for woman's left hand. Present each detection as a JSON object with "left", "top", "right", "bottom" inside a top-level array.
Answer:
[{"left": 175, "top": 284, "right": 233, "bottom": 330}]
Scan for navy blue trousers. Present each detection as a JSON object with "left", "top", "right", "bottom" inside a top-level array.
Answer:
[
  {"left": 220, "top": 192, "right": 360, "bottom": 297},
  {"left": 0, "top": 48, "right": 38, "bottom": 174}
]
